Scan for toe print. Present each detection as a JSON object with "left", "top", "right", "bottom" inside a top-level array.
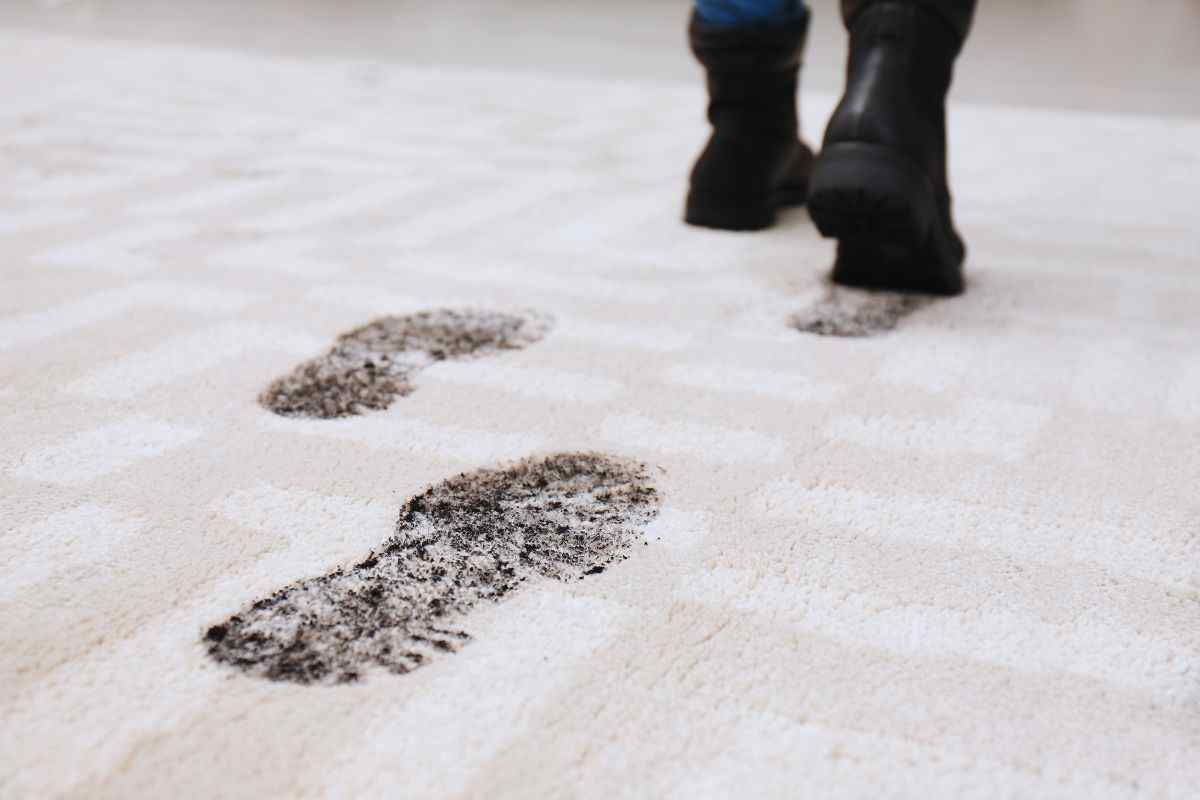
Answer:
[
  {"left": 204, "top": 452, "right": 659, "bottom": 685},
  {"left": 260, "top": 308, "right": 553, "bottom": 418},
  {"left": 789, "top": 285, "right": 931, "bottom": 338}
]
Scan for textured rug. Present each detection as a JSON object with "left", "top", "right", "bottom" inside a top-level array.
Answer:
[{"left": 2, "top": 30, "right": 1199, "bottom": 799}]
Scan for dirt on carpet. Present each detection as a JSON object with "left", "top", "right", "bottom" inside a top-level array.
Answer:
[
  {"left": 259, "top": 308, "right": 553, "bottom": 418},
  {"left": 204, "top": 452, "right": 660, "bottom": 685},
  {"left": 790, "top": 287, "right": 931, "bottom": 337}
]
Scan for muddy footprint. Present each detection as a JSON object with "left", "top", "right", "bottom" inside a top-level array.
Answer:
[
  {"left": 204, "top": 452, "right": 659, "bottom": 685},
  {"left": 260, "top": 308, "right": 553, "bottom": 418},
  {"left": 789, "top": 285, "right": 932, "bottom": 338}
]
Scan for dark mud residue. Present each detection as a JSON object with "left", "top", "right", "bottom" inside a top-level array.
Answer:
[
  {"left": 204, "top": 452, "right": 659, "bottom": 685},
  {"left": 789, "top": 287, "right": 931, "bottom": 338},
  {"left": 260, "top": 308, "right": 553, "bottom": 418}
]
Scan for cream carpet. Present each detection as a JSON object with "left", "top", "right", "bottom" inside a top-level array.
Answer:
[{"left": 2, "top": 30, "right": 1199, "bottom": 799}]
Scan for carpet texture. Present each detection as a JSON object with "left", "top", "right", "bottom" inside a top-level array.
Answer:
[{"left": 1, "top": 30, "right": 1199, "bottom": 799}]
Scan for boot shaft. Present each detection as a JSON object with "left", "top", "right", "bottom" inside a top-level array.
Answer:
[
  {"left": 824, "top": 1, "right": 965, "bottom": 190},
  {"left": 689, "top": 10, "right": 809, "bottom": 138},
  {"left": 842, "top": 0, "right": 976, "bottom": 41}
]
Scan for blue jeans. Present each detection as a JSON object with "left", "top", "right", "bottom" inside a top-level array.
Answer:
[{"left": 694, "top": 0, "right": 806, "bottom": 25}]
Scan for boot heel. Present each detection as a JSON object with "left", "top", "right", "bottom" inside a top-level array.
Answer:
[
  {"left": 807, "top": 142, "right": 935, "bottom": 243},
  {"left": 808, "top": 142, "right": 964, "bottom": 296},
  {"left": 685, "top": 194, "right": 775, "bottom": 232}
]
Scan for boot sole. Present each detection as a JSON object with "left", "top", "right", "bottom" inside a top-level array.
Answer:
[
  {"left": 808, "top": 143, "right": 965, "bottom": 296},
  {"left": 685, "top": 179, "right": 809, "bottom": 233}
]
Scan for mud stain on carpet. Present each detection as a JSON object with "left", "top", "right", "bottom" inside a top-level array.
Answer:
[
  {"left": 204, "top": 452, "right": 659, "bottom": 685},
  {"left": 789, "top": 287, "right": 931, "bottom": 338},
  {"left": 260, "top": 308, "right": 553, "bottom": 418}
]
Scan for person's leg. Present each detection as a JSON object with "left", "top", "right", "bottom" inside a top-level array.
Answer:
[
  {"left": 694, "top": 0, "right": 804, "bottom": 26},
  {"left": 807, "top": 0, "right": 976, "bottom": 295},
  {"left": 684, "top": 1, "right": 814, "bottom": 231}
]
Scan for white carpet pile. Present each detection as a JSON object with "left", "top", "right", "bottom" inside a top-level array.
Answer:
[{"left": 1, "top": 31, "right": 1199, "bottom": 798}]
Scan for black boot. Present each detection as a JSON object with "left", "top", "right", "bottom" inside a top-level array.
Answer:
[
  {"left": 685, "top": 9, "right": 814, "bottom": 232},
  {"left": 808, "top": 0, "right": 976, "bottom": 295}
]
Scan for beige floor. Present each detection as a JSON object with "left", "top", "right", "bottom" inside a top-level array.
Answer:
[{"left": 3, "top": 0, "right": 1200, "bottom": 118}]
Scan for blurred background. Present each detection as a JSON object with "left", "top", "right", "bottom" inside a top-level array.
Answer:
[{"left": 4, "top": 0, "right": 1199, "bottom": 118}]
